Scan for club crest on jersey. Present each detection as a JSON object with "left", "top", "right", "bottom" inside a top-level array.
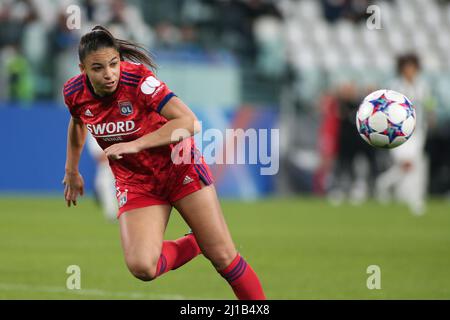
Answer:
[{"left": 118, "top": 101, "right": 133, "bottom": 116}]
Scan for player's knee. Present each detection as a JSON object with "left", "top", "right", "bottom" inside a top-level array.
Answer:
[
  {"left": 126, "top": 259, "right": 158, "bottom": 282},
  {"left": 203, "top": 247, "right": 237, "bottom": 270}
]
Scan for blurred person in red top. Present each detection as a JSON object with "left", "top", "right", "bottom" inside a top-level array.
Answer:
[{"left": 326, "top": 81, "right": 378, "bottom": 205}]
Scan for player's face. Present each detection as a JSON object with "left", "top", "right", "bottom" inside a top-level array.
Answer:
[
  {"left": 80, "top": 47, "right": 120, "bottom": 96},
  {"left": 402, "top": 63, "right": 418, "bottom": 83}
]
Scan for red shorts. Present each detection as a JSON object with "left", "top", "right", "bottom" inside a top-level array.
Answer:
[{"left": 115, "top": 156, "right": 214, "bottom": 218}]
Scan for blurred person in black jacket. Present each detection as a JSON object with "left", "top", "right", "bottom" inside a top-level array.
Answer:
[{"left": 328, "top": 81, "right": 378, "bottom": 205}]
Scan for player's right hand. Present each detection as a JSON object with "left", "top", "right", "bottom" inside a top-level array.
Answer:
[{"left": 62, "top": 172, "right": 84, "bottom": 207}]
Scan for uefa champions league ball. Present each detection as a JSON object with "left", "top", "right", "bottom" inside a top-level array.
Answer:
[{"left": 356, "top": 89, "right": 416, "bottom": 149}]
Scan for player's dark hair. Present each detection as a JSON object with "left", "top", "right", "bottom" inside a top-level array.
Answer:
[
  {"left": 78, "top": 25, "right": 157, "bottom": 70},
  {"left": 397, "top": 53, "right": 420, "bottom": 75}
]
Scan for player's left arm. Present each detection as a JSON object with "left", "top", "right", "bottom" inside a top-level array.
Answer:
[{"left": 104, "top": 97, "right": 200, "bottom": 160}]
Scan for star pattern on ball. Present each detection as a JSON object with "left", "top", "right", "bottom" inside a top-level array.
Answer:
[
  {"left": 382, "top": 121, "right": 405, "bottom": 143},
  {"left": 358, "top": 118, "right": 374, "bottom": 137},
  {"left": 399, "top": 102, "right": 415, "bottom": 118},
  {"left": 369, "top": 94, "right": 391, "bottom": 114}
]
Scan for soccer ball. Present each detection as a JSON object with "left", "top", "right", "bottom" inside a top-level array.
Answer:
[{"left": 356, "top": 89, "right": 416, "bottom": 148}]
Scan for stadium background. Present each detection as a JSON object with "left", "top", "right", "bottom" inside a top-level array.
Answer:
[{"left": 0, "top": 0, "right": 449, "bottom": 299}]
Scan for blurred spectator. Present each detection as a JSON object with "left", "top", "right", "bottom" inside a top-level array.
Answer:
[
  {"left": 20, "top": 0, "right": 51, "bottom": 99},
  {"left": 0, "top": 0, "right": 30, "bottom": 48},
  {"left": 216, "top": 0, "right": 282, "bottom": 64},
  {"left": 4, "top": 45, "right": 34, "bottom": 103},
  {"left": 87, "top": 134, "right": 118, "bottom": 222},
  {"left": 48, "top": 9, "right": 81, "bottom": 101},
  {"left": 0, "top": 0, "right": 287, "bottom": 101},
  {"left": 321, "top": 0, "right": 348, "bottom": 23},
  {"left": 94, "top": 0, "right": 154, "bottom": 49},
  {"left": 154, "top": 21, "right": 182, "bottom": 50},
  {"left": 321, "top": 0, "right": 371, "bottom": 24},
  {"left": 424, "top": 67, "right": 450, "bottom": 195},
  {"left": 0, "top": 0, "right": 39, "bottom": 102},
  {"left": 82, "top": 0, "right": 97, "bottom": 22},
  {"left": 327, "top": 81, "right": 378, "bottom": 205},
  {"left": 314, "top": 91, "right": 340, "bottom": 195},
  {"left": 179, "top": 23, "right": 202, "bottom": 52},
  {"left": 253, "top": 15, "right": 285, "bottom": 78},
  {"left": 426, "top": 126, "right": 450, "bottom": 198},
  {"left": 375, "top": 53, "right": 436, "bottom": 215}
]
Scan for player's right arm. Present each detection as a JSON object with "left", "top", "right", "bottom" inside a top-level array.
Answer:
[{"left": 63, "top": 116, "right": 87, "bottom": 207}]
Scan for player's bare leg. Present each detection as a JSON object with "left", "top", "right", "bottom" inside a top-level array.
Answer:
[
  {"left": 173, "top": 183, "right": 266, "bottom": 299},
  {"left": 119, "top": 204, "right": 201, "bottom": 281},
  {"left": 174, "top": 183, "right": 236, "bottom": 270},
  {"left": 119, "top": 205, "right": 171, "bottom": 280}
]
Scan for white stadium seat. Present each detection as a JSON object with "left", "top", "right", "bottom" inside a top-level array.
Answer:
[{"left": 282, "top": 0, "right": 448, "bottom": 103}]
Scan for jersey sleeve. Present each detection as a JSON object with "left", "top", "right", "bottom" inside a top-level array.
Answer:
[
  {"left": 63, "top": 75, "right": 84, "bottom": 119},
  {"left": 138, "top": 68, "right": 176, "bottom": 114},
  {"left": 63, "top": 93, "right": 81, "bottom": 119}
]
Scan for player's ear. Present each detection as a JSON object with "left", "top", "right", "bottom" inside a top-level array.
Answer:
[{"left": 79, "top": 63, "right": 85, "bottom": 73}]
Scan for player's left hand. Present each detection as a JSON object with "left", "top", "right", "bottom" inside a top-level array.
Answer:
[{"left": 104, "top": 141, "right": 140, "bottom": 160}]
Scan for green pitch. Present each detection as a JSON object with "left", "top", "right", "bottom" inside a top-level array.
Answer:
[{"left": 0, "top": 196, "right": 449, "bottom": 299}]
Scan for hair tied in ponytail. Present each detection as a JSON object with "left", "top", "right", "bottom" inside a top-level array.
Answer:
[{"left": 78, "top": 25, "right": 157, "bottom": 70}]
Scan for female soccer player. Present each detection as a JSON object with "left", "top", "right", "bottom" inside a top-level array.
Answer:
[{"left": 62, "top": 26, "right": 265, "bottom": 300}]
